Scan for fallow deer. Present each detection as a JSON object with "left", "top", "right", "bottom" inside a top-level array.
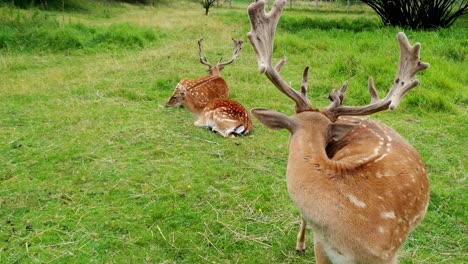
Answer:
[
  {"left": 247, "top": 1, "right": 430, "bottom": 263},
  {"left": 165, "top": 38, "right": 243, "bottom": 114},
  {"left": 165, "top": 38, "right": 253, "bottom": 137}
]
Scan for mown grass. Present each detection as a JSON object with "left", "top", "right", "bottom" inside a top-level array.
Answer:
[{"left": 0, "top": 1, "right": 466, "bottom": 263}]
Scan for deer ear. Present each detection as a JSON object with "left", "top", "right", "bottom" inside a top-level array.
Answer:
[
  {"left": 251, "top": 108, "right": 297, "bottom": 133},
  {"left": 328, "top": 122, "right": 358, "bottom": 142}
]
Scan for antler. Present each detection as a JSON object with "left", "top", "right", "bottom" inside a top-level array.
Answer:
[
  {"left": 325, "top": 33, "right": 429, "bottom": 119},
  {"left": 247, "top": 0, "right": 314, "bottom": 113},
  {"left": 198, "top": 38, "right": 243, "bottom": 74},
  {"left": 198, "top": 38, "right": 214, "bottom": 67},
  {"left": 217, "top": 38, "right": 243, "bottom": 69},
  {"left": 248, "top": 0, "right": 429, "bottom": 117}
]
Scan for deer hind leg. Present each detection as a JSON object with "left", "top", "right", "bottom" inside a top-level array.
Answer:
[
  {"left": 313, "top": 237, "right": 333, "bottom": 264},
  {"left": 194, "top": 112, "right": 215, "bottom": 130},
  {"left": 211, "top": 115, "right": 239, "bottom": 138},
  {"left": 296, "top": 217, "right": 307, "bottom": 253}
]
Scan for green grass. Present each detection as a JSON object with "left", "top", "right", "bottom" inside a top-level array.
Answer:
[{"left": 0, "top": 1, "right": 467, "bottom": 263}]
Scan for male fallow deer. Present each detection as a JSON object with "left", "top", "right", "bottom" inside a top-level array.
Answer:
[
  {"left": 165, "top": 38, "right": 242, "bottom": 114},
  {"left": 165, "top": 38, "right": 253, "bottom": 137},
  {"left": 247, "top": 1, "right": 430, "bottom": 263}
]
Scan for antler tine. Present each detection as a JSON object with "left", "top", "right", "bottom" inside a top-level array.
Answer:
[
  {"left": 217, "top": 38, "right": 243, "bottom": 68},
  {"left": 326, "top": 32, "right": 429, "bottom": 119},
  {"left": 247, "top": 0, "right": 314, "bottom": 113},
  {"left": 198, "top": 38, "right": 213, "bottom": 67},
  {"left": 386, "top": 32, "right": 429, "bottom": 110},
  {"left": 367, "top": 77, "right": 380, "bottom": 104},
  {"left": 327, "top": 81, "right": 349, "bottom": 109},
  {"left": 275, "top": 56, "right": 286, "bottom": 72}
]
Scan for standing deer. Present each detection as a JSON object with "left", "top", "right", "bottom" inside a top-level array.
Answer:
[
  {"left": 165, "top": 38, "right": 253, "bottom": 137},
  {"left": 247, "top": 1, "right": 430, "bottom": 263}
]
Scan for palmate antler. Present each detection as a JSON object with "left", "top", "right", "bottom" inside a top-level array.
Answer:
[
  {"left": 247, "top": 0, "right": 429, "bottom": 119},
  {"left": 248, "top": 0, "right": 313, "bottom": 113}
]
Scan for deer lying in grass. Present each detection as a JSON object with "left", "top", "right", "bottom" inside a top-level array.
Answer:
[
  {"left": 165, "top": 38, "right": 252, "bottom": 137},
  {"left": 247, "top": 0, "right": 430, "bottom": 263}
]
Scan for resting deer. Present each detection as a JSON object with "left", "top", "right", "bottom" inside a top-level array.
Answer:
[
  {"left": 247, "top": 1, "right": 430, "bottom": 263},
  {"left": 165, "top": 38, "right": 242, "bottom": 113},
  {"left": 165, "top": 38, "right": 252, "bottom": 137}
]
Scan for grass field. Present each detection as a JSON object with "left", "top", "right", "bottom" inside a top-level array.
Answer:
[{"left": 0, "top": 0, "right": 466, "bottom": 263}]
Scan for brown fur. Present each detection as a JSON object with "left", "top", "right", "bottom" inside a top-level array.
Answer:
[
  {"left": 195, "top": 99, "right": 253, "bottom": 137},
  {"left": 253, "top": 110, "right": 429, "bottom": 263},
  {"left": 165, "top": 76, "right": 229, "bottom": 114}
]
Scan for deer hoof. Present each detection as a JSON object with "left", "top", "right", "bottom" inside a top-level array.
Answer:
[{"left": 296, "top": 249, "right": 306, "bottom": 255}]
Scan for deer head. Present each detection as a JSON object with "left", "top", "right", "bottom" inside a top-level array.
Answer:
[
  {"left": 198, "top": 38, "right": 243, "bottom": 76},
  {"left": 248, "top": 0, "right": 430, "bottom": 262}
]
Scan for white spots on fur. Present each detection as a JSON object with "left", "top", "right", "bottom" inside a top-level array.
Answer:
[
  {"left": 378, "top": 226, "right": 385, "bottom": 233},
  {"left": 374, "top": 153, "right": 388, "bottom": 162},
  {"left": 384, "top": 171, "right": 394, "bottom": 177},
  {"left": 376, "top": 170, "right": 393, "bottom": 177},
  {"left": 346, "top": 194, "right": 367, "bottom": 208},
  {"left": 386, "top": 142, "right": 392, "bottom": 153},
  {"left": 375, "top": 171, "right": 383, "bottom": 178},
  {"left": 410, "top": 214, "right": 422, "bottom": 225},
  {"left": 382, "top": 211, "right": 396, "bottom": 219}
]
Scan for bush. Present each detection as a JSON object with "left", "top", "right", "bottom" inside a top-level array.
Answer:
[
  {"left": 360, "top": 0, "right": 468, "bottom": 29},
  {"left": 1, "top": 0, "right": 87, "bottom": 10}
]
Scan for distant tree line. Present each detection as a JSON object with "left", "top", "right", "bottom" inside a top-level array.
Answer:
[
  {"left": 0, "top": 0, "right": 168, "bottom": 9},
  {"left": 2, "top": 0, "right": 466, "bottom": 29}
]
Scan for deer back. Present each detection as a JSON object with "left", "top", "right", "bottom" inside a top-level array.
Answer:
[
  {"left": 326, "top": 118, "right": 429, "bottom": 259},
  {"left": 274, "top": 112, "right": 430, "bottom": 262}
]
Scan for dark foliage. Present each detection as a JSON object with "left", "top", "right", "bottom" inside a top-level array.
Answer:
[
  {"left": 200, "top": 0, "right": 216, "bottom": 15},
  {"left": 1, "top": 0, "right": 76, "bottom": 10},
  {"left": 360, "top": 0, "right": 468, "bottom": 29}
]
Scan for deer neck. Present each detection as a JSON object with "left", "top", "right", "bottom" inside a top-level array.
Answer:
[
  {"left": 182, "top": 99, "right": 204, "bottom": 116},
  {"left": 208, "top": 67, "right": 222, "bottom": 77},
  {"left": 288, "top": 130, "right": 329, "bottom": 170},
  {"left": 286, "top": 127, "right": 358, "bottom": 180}
]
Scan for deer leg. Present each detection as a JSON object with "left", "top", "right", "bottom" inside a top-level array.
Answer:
[
  {"left": 314, "top": 236, "right": 333, "bottom": 264},
  {"left": 296, "top": 217, "right": 307, "bottom": 254},
  {"left": 194, "top": 116, "right": 206, "bottom": 127}
]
